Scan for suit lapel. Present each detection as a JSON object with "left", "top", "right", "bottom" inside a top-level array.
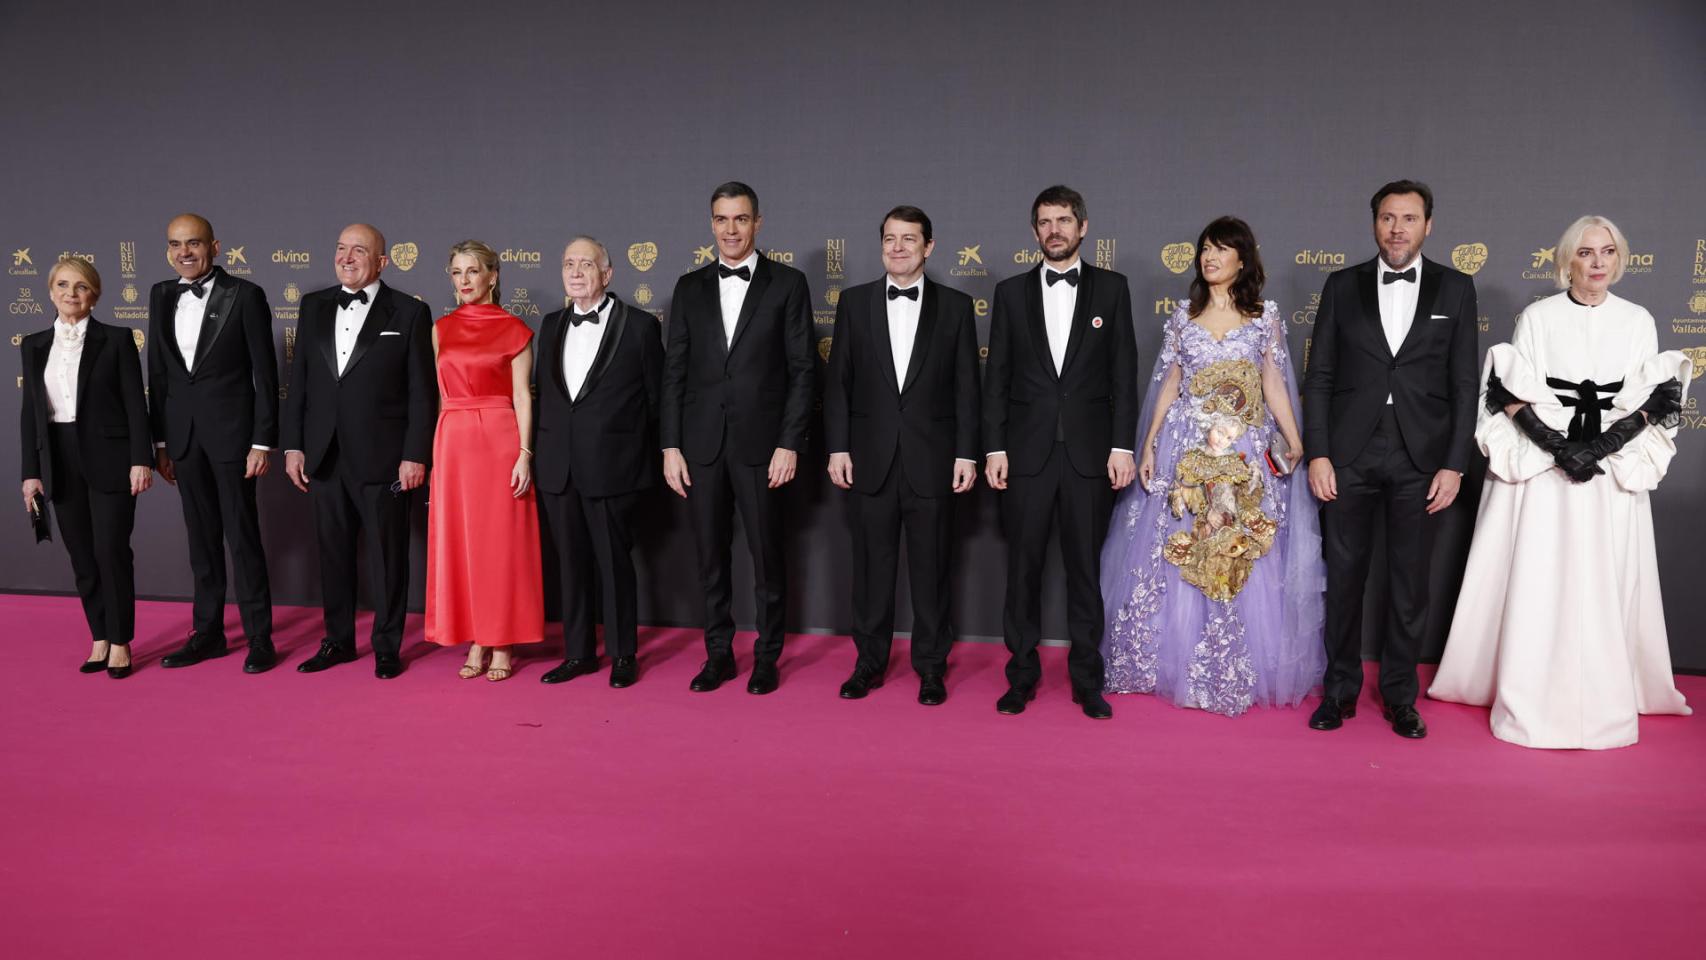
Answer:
[
  {"left": 1025, "top": 265, "right": 1056, "bottom": 382},
  {"left": 27, "top": 336, "right": 51, "bottom": 424},
  {"left": 309, "top": 296, "right": 338, "bottom": 378},
  {"left": 1394, "top": 258, "right": 1442, "bottom": 359},
  {"left": 871, "top": 279, "right": 900, "bottom": 395},
  {"left": 899, "top": 281, "right": 935, "bottom": 395},
  {"left": 701, "top": 265, "right": 728, "bottom": 365},
  {"left": 544, "top": 309, "right": 572, "bottom": 402},
  {"left": 159, "top": 285, "right": 189, "bottom": 372},
  {"left": 74, "top": 320, "right": 105, "bottom": 415},
  {"left": 1058, "top": 264, "right": 1093, "bottom": 376},
  {"left": 577, "top": 298, "right": 627, "bottom": 403},
  {"left": 1356, "top": 259, "right": 1390, "bottom": 360},
  {"left": 192, "top": 268, "right": 235, "bottom": 373},
  {"left": 338, "top": 285, "right": 390, "bottom": 379},
  {"left": 726, "top": 257, "right": 771, "bottom": 360}
]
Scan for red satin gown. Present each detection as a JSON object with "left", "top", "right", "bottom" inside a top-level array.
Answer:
[{"left": 425, "top": 303, "right": 544, "bottom": 648}]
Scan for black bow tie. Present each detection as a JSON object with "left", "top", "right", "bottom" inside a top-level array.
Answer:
[
  {"left": 1382, "top": 268, "right": 1417, "bottom": 285},
  {"left": 336, "top": 289, "right": 369, "bottom": 309},
  {"left": 1045, "top": 268, "right": 1079, "bottom": 287},
  {"left": 178, "top": 279, "right": 208, "bottom": 299},
  {"left": 718, "top": 264, "right": 751, "bottom": 282},
  {"left": 570, "top": 307, "right": 602, "bottom": 327},
  {"left": 887, "top": 285, "right": 919, "bottom": 301}
]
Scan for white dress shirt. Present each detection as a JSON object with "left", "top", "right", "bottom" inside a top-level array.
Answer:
[
  {"left": 1377, "top": 256, "right": 1421, "bottom": 403},
  {"left": 886, "top": 276, "right": 923, "bottom": 385},
  {"left": 335, "top": 280, "right": 382, "bottom": 376},
  {"left": 562, "top": 294, "right": 612, "bottom": 400},
  {"left": 174, "top": 270, "right": 217, "bottom": 368},
  {"left": 988, "top": 260, "right": 1129, "bottom": 458},
  {"left": 45, "top": 316, "right": 89, "bottom": 423},
  {"left": 1040, "top": 258, "right": 1080, "bottom": 375},
  {"left": 717, "top": 252, "right": 759, "bottom": 347}
]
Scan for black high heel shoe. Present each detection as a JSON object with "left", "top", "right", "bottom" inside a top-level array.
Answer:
[
  {"left": 80, "top": 657, "right": 109, "bottom": 674},
  {"left": 107, "top": 647, "right": 133, "bottom": 680}
]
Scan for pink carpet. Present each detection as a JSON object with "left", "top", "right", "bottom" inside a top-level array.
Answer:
[{"left": 3, "top": 594, "right": 1702, "bottom": 959}]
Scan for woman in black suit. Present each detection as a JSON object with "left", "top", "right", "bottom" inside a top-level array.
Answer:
[{"left": 20, "top": 257, "right": 154, "bottom": 678}]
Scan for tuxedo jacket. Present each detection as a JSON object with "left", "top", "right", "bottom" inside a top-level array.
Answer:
[
  {"left": 981, "top": 262, "right": 1138, "bottom": 478},
  {"left": 146, "top": 266, "right": 280, "bottom": 461},
  {"left": 533, "top": 296, "right": 663, "bottom": 498},
  {"left": 1301, "top": 256, "right": 1479, "bottom": 473},
  {"left": 280, "top": 282, "right": 437, "bottom": 483},
  {"left": 660, "top": 256, "right": 815, "bottom": 466},
  {"left": 822, "top": 276, "right": 980, "bottom": 497},
  {"left": 18, "top": 318, "right": 152, "bottom": 498}
]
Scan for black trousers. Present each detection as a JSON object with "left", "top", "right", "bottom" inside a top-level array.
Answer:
[
  {"left": 850, "top": 456, "right": 954, "bottom": 677},
  {"left": 309, "top": 442, "right": 411, "bottom": 659},
  {"left": 1319, "top": 407, "right": 1437, "bottom": 706},
  {"left": 688, "top": 451, "right": 786, "bottom": 663},
  {"left": 171, "top": 435, "right": 272, "bottom": 641},
  {"left": 540, "top": 481, "right": 639, "bottom": 661},
  {"left": 1001, "top": 441, "right": 1111, "bottom": 691},
  {"left": 49, "top": 424, "right": 137, "bottom": 645}
]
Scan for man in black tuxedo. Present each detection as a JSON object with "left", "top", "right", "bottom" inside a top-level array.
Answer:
[
  {"left": 824, "top": 205, "right": 980, "bottom": 706},
  {"left": 1302, "top": 180, "right": 1478, "bottom": 739},
  {"left": 535, "top": 237, "right": 663, "bottom": 689},
  {"left": 282, "top": 223, "right": 436, "bottom": 679},
  {"left": 149, "top": 213, "right": 280, "bottom": 673},
  {"left": 983, "top": 186, "right": 1137, "bottom": 719},
  {"left": 661, "top": 181, "right": 814, "bottom": 695}
]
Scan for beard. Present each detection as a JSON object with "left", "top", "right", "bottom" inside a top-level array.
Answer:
[{"left": 1042, "top": 233, "right": 1083, "bottom": 265}]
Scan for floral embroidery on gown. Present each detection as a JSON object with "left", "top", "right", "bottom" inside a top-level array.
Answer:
[{"left": 1100, "top": 301, "right": 1325, "bottom": 715}]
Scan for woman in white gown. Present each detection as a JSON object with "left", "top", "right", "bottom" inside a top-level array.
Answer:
[{"left": 1429, "top": 215, "right": 1691, "bottom": 749}]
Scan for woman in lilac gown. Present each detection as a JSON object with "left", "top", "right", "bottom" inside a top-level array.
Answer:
[{"left": 1100, "top": 217, "right": 1325, "bottom": 715}]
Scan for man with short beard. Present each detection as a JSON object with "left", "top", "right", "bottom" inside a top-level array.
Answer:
[{"left": 983, "top": 185, "right": 1138, "bottom": 719}]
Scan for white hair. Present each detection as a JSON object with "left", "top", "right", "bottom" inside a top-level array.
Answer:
[{"left": 1555, "top": 215, "right": 1630, "bottom": 290}]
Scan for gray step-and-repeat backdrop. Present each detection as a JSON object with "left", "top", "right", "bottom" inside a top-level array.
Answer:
[{"left": 4, "top": 1, "right": 1703, "bottom": 667}]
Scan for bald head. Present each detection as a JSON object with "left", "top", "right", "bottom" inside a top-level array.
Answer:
[
  {"left": 166, "top": 213, "right": 219, "bottom": 281},
  {"left": 335, "top": 223, "right": 389, "bottom": 291}
]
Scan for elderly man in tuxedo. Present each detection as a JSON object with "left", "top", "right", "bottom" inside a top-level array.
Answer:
[{"left": 283, "top": 223, "right": 436, "bottom": 679}]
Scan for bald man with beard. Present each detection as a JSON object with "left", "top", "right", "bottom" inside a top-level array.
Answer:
[
  {"left": 150, "top": 213, "right": 281, "bottom": 673},
  {"left": 282, "top": 224, "right": 436, "bottom": 678}
]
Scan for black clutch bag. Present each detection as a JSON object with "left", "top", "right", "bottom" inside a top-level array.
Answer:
[{"left": 29, "top": 492, "right": 51, "bottom": 543}]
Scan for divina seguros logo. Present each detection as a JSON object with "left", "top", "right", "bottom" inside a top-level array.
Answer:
[
  {"left": 272, "top": 249, "right": 312, "bottom": 270},
  {"left": 500, "top": 248, "right": 541, "bottom": 270},
  {"left": 1295, "top": 249, "right": 1345, "bottom": 272}
]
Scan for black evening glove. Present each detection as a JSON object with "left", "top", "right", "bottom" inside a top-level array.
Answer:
[
  {"left": 1555, "top": 412, "right": 1648, "bottom": 479},
  {"left": 1510, "top": 406, "right": 1600, "bottom": 482}
]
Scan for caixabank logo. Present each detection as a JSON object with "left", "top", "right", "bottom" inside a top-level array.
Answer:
[
  {"left": 10, "top": 248, "right": 38, "bottom": 277},
  {"left": 950, "top": 244, "right": 988, "bottom": 279},
  {"left": 693, "top": 245, "right": 715, "bottom": 266},
  {"left": 223, "top": 245, "right": 252, "bottom": 276}
]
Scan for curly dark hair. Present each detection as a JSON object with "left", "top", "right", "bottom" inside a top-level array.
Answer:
[{"left": 1187, "top": 216, "right": 1265, "bottom": 319}]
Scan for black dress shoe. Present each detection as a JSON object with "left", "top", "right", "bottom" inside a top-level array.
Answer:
[
  {"left": 609, "top": 656, "right": 638, "bottom": 688},
  {"left": 1308, "top": 696, "right": 1359, "bottom": 730},
  {"left": 1072, "top": 687, "right": 1114, "bottom": 720},
  {"left": 996, "top": 685, "right": 1037, "bottom": 715},
  {"left": 297, "top": 641, "right": 358, "bottom": 673},
  {"left": 243, "top": 637, "right": 277, "bottom": 674},
  {"left": 838, "top": 667, "right": 883, "bottom": 700},
  {"left": 81, "top": 657, "right": 109, "bottom": 674},
  {"left": 373, "top": 656, "right": 403, "bottom": 680},
  {"left": 747, "top": 659, "right": 780, "bottom": 695},
  {"left": 160, "top": 635, "right": 229, "bottom": 669},
  {"left": 917, "top": 674, "right": 947, "bottom": 706},
  {"left": 1382, "top": 703, "right": 1428, "bottom": 739},
  {"left": 689, "top": 657, "right": 737, "bottom": 692},
  {"left": 540, "top": 658, "right": 600, "bottom": 685}
]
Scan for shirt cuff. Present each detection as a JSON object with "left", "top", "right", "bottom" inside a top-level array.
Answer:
[
  {"left": 284, "top": 450, "right": 303, "bottom": 456},
  {"left": 153, "top": 442, "right": 165, "bottom": 449},
  {"left": 251, "top": 445, "right": 272, "bottom": 452},
  {"left": 955, "top": 458, "right": 975, "bottom": 465},
  {"left": 1111, "top": 448, "right": 1133, "bottom": 455},
  {"left": 987, "top": 450, "right": 1005, "bottom": 457}
]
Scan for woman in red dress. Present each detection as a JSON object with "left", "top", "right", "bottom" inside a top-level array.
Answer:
[{"left": 425, "top": 239, "right": 543, "bottom": 680}]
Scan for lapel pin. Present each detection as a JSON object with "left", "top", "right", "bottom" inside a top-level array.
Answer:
[{"left": 1091, "top": 316, "right": 1103, "bottom": 329}]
